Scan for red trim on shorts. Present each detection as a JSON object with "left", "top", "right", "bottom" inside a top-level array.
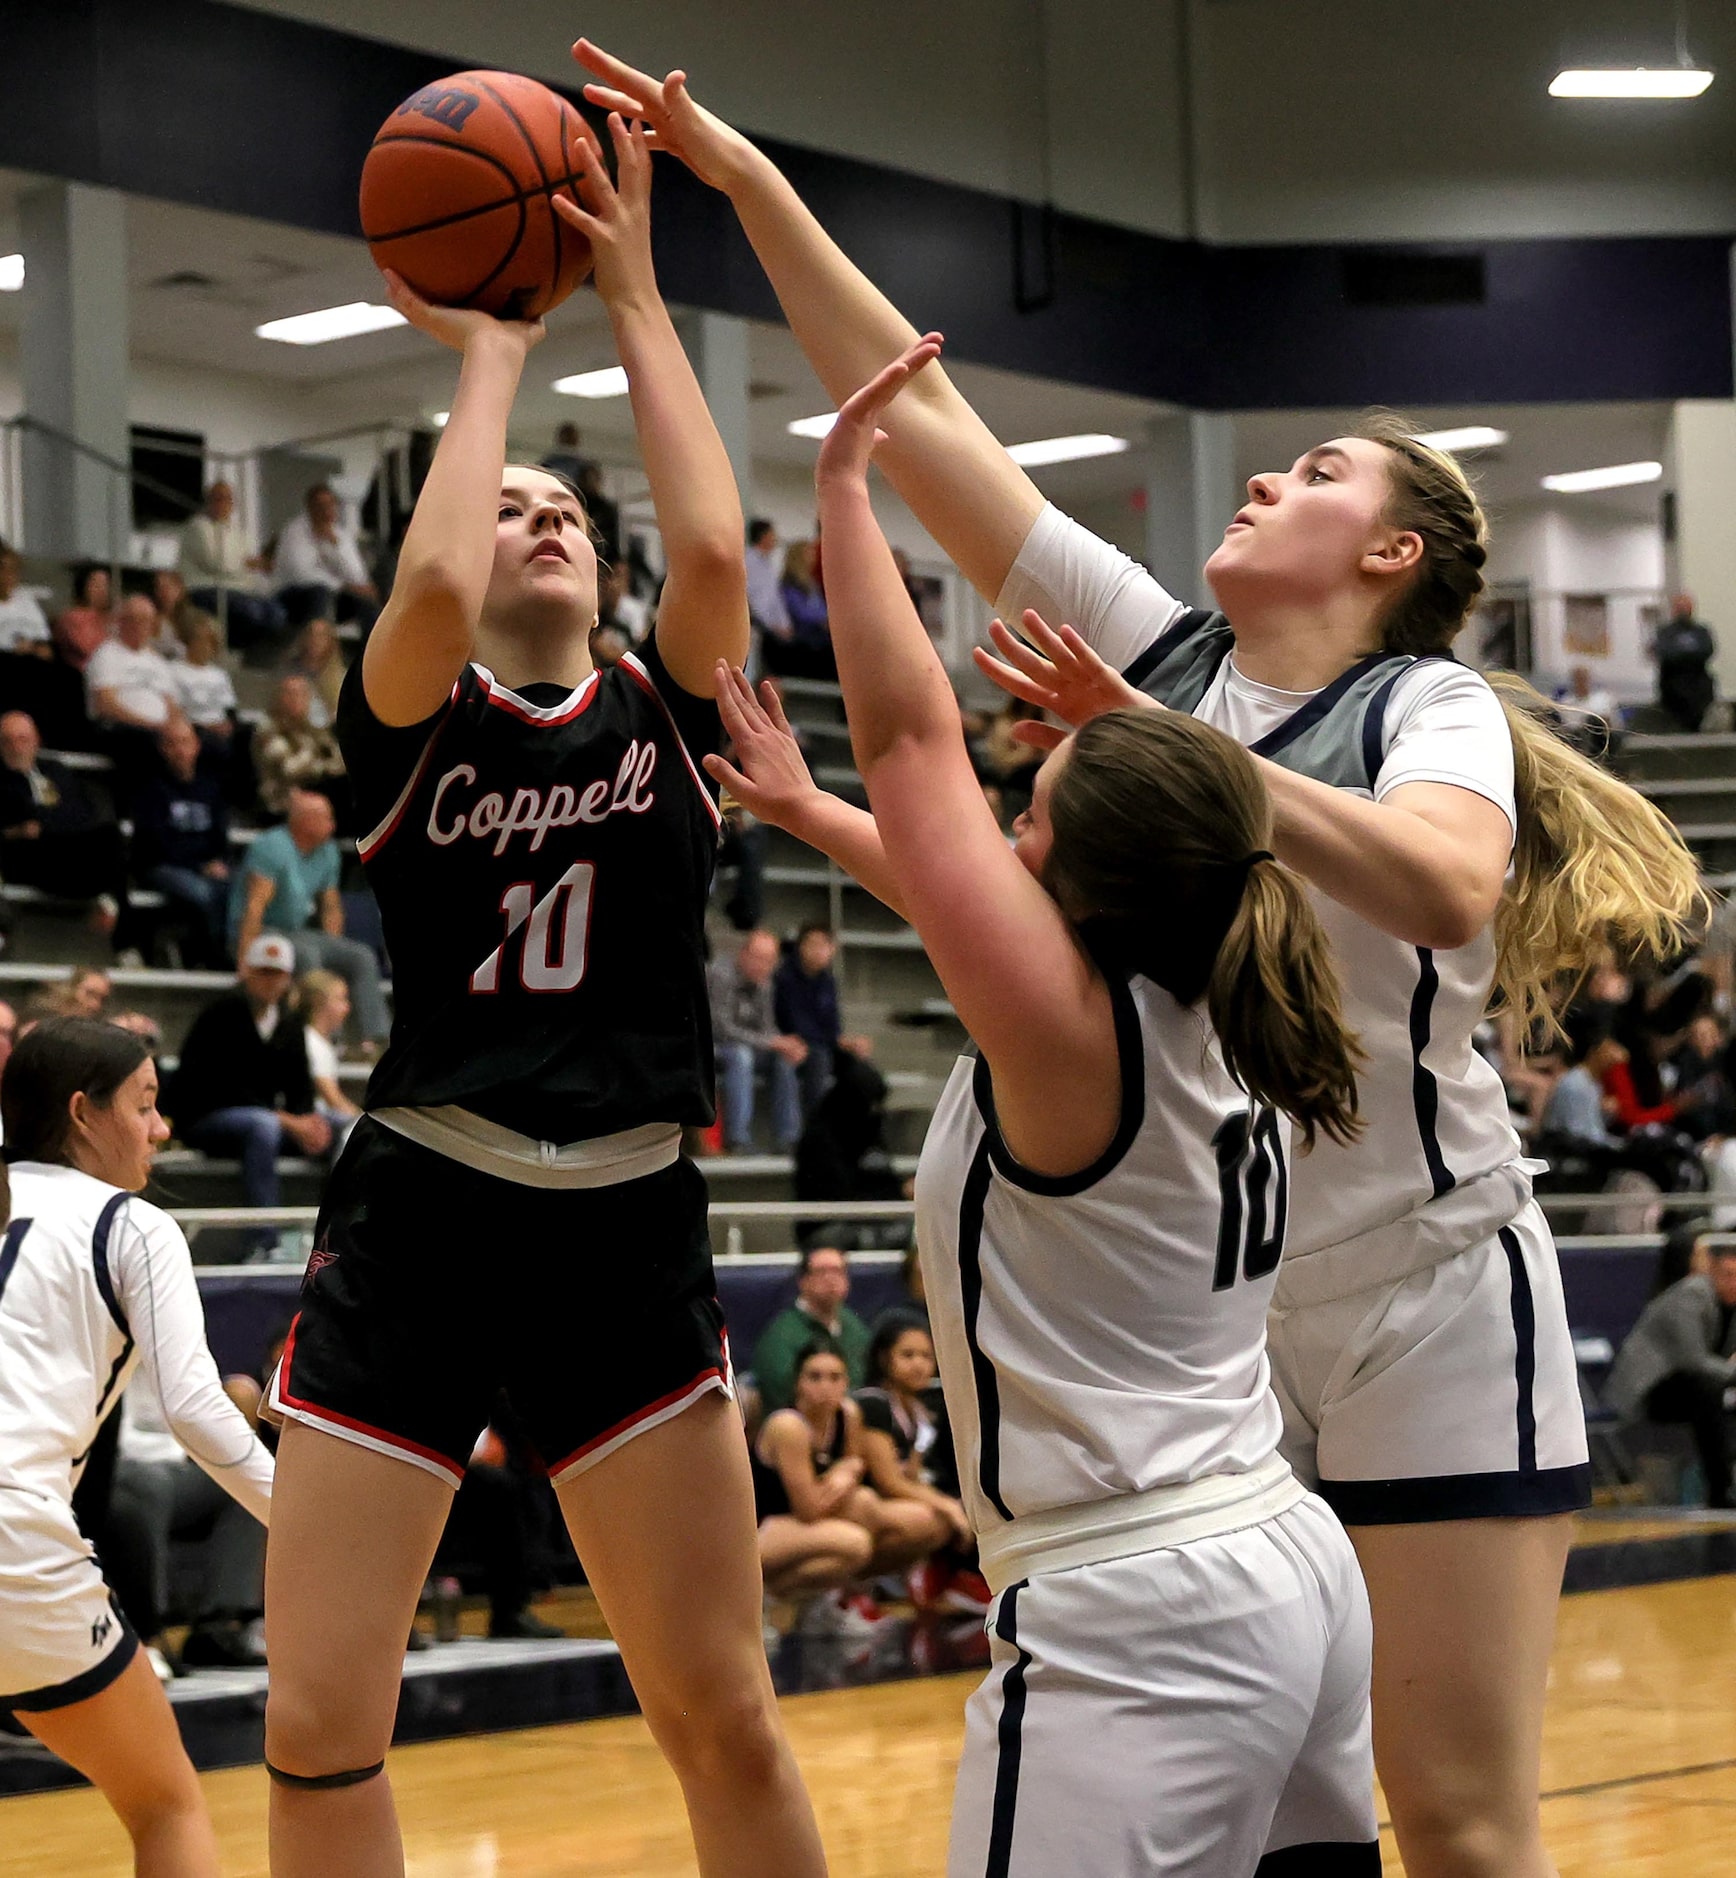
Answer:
[
  {"left": 545, "top": 1365, "right": 726, "bottom": 1478},
  {"left": 275, "top": 1316, "right": 467, "bottom": 1485}
]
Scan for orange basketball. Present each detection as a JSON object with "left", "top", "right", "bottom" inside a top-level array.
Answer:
[{"left": 359, "top": 70, "right": 594, "bottom": 320}]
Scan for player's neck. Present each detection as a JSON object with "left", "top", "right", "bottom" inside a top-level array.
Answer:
[
  {"left": 471, "top": 621, "right": 596, "bottom": 694},
  {"left": 1222, "top": 594, "right": 1384, "bottom": 693}
]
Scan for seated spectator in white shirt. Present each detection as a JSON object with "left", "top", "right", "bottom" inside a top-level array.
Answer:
[
  {"left": 87, "top": 595, "right": 180, "bottom": 732},
  {"left": 746, "top": 518, "right": 790, "bottom": 638},
  {"left": 0, "top": 543, "right": 51, "bottom": 656},
  {"left": 271, "top": 484, "right": 379, "bottom": 635},
  {"left": 297, "top": 967, "right": 362, "bottom": 1155},
  {"left": 166, "top": 616, "right": 239, "bottom": 743},
  {"left": 179, "top": 480, "right": 290, "bottom": 659}
]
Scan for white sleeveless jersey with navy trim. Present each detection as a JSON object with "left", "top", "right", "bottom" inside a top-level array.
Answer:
[
  {"left": 0, "top": 1164, "right": 272, "bottom": 1518},
  {"left": 997, "top": 505, "right": 1525, "bottom": 1290},
  {"left": 914, "top": 972, "right": 1289, "bottom": 1536}
]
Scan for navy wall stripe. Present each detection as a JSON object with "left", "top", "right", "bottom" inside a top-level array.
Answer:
[
  {"left": 1408, "top": 950, "right": 1457, "bottom": 1200},
  {"left": 984, "top": 1582, "right": 1032, "bottom": 1878},
  {"left": 1502, "top": 1224, "right": 1539, "bottom": 1473},
  {"left": 956, "top": 1141, "right": 1012, "bottom": 1521},
  {"left": 0, "top": 1218, "right": 31, "bottom": 1310},
  {"left": 90, "top": 1192, "right": 130, "bottom": 1337}
]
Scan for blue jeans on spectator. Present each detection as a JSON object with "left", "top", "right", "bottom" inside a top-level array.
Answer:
[
  {"left": 718, "top": 1042, "right": 802, "bottom": 1153},
  {"left": 184, "top": 1106, "right": 284, "bottom": 1207},
  {"left": 145, "top": 865, "right": 230, "bottom": 966}
]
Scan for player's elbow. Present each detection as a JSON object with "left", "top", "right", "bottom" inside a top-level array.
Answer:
[
  {"left": 677, "top": 535, "right": 749, "bottom": 592},
  {"left": 1413, "top": 878, "right": 1501, "bottom": 952}
]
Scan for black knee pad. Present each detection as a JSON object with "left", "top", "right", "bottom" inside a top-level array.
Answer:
[{"left": 264, "top": 1757, "right": 385, "bottom": 1790}]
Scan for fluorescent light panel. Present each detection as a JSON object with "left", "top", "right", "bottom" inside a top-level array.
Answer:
[
  {"left": 1413, "top": 425, "right": 1509, "bottom": 454},
  {"left": 1541, "top": 461, "right": 1664, "bottom": 494},
  {"left": 553, "top": 366, "right": 629, "bottom": 398},
  {"left": 1006, "top": 433, "right": 1130, "bottom": 467},
  {"left": 256, "top": 302, "right": 407, "bottom": 345},
  {"left": 787, "top": 412, "right": 837, "bottom": 439},
  {"left": 0, "top": 253, "right": 21, "bottom": 292},
  {"left": 1550, "top": 68, "right": 1713, "bottom": 98}
]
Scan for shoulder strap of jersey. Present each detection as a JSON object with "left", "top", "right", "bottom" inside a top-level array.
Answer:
[
  {"left": 1355, "top": 650, "right": 1459, "bottom": 791},
  {"left": 1123, "top": 607, "right": 1230, "bottom": 708}
]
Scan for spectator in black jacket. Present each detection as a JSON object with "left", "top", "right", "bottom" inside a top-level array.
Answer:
[
  {"left": 0, "top": 709, "right": 133, "bottom": 949},
  {"left": 131, "top": 717, "right": 231, "bottom": 967},
  {"left": 795, "top": 1048, "right": 905, "bottom": 1247},
  {"left": 774, "top": 923, "right": 871, "bottom": 1119},
  {"left": 168, "top": 933, "right": 331, "bottom": 1207}
]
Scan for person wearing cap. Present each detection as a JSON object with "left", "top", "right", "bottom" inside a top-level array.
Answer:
[{"left": 165, "top": 934, "right": 332, "bottom": 1209}]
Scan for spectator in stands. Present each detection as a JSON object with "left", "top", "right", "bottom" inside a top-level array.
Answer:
[
  {"left": 109, "top": 1371, "right": 268, "bottom": 1667},
  {"left": 752, "top": 1244, "right": 872, "bottom": 1413},
  {"left": 746, "top": 518, "right": 790, "bottom": 646},
  {"left": 1537, "top": 1026, "right": 1626, "bottom": 1170},
  {"left": 853, "top": 1318, "right": 972, "bottom": 1558},
  {"left": 1608, "top": 1238, "right": 1736, "bottom": 1508},
  {"left": 0, "top": 710, "right": 131, "bottom": 945},
  {"left": 975, "top": 697, "right": 1046, "bottom": 818},
  {"left": 766, "top": 540, "right": 834, "bottom": 678},
  {"left": 165, "top": 616, "right": 238, "bottom": 749},
  {"left": 291, "top": 617, "right": 347, "bottom": 728},
  {"left": 110, "top": 1009, "right": 163, "bottom": 1054},
  {"left": 168, "top": 930, "right": 331, "bottom": 1207},
  {"left": 272, "top": 483, "right": 379, "bottom": 635},
  {"left": 179, "top": 479, "right": 289, "bottom": 658},
  {"left": 1554, "top": 664, "right": 1619, "bottom": 739},
  {"left": 435, "top": 1397, "right": 565, "bottom": 1641},
  {"left": 1653, "top": 594, "right": 1718, "bottom": 733},
  {"left": 0, "top": 542, "right": 51, "bottom": 655},
  {"left": 774, "top": 922, "right": 869, "bottom": 1119},
  {"left": 595, "top": 561, "right": 648, "bottom": 644},
  {"left": 708, "top": 928, "right": 806, "bottom": 1152},
  {"left": 131, "top": 717, "right": 231, "bottom": 967},
  {"left": 52, "top": 564, "right": 115, "bottom": 672},
  {"left": 61, "top": 965, "right": 113, "bottom": 1021},
  {"left": 540, "top": 421, "right": 595, "bottom": 489},
  {"left": 253, "top": 674, "right": 347, "bottom": 821},
  {"left": 298, "top": 968, "right": 362, "bottom": 1155},
  {"left": 752, "top": 1345, "right": 875, "bottom": 1608},
  {"left": 150, "top": 569, "right": 216, "bottom": 656},
  {"left": 87, "top": 592, "right": 180, "bottom": 732},
  {"left": 230, "top": 788, "right": 388, "bottom": 1050},
  {"left": 716, "top": 801, "right": 767, "bottom": 934},
  {"left": 794, "top": 1048, "right": 904, "bottom": 1233},
  {"left": 576, "top": 462, "right": 621, "bottom": 570}
]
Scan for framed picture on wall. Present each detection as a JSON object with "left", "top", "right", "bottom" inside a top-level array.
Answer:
[
  {"left": 1563, "top": 593, "right": 1611, "bottom": 657},
  {"left": 1475, "top": 586, "right": 1532, "bottom": 673}
]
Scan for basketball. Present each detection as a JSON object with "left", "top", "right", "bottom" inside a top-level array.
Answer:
[{"left": 359, "top": 70, "right": 595, "bottom": 320}]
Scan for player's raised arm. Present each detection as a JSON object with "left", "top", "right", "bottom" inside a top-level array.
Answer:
[
  {"left": 362, "top": 278, "right": 544, "bottom": 726},
  {"left": 556, "top": 113, "right": 748, "bottom": 696},
  {"left": 573, "top": 41, "right": 1044, "bottom": 603},
  {"left": 816, "top": 340, "right": 1118, "bottom": 1172}
]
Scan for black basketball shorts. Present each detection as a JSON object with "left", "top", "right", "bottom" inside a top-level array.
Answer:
[{"left": 269, "top": 1118, "right": 732, "bottom": 1486}]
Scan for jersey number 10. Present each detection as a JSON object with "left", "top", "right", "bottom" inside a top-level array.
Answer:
[
  {"left": 1211, "top": 1108, "right": 1287, "bottom": 1290},
  {"left": 471, "top": 862, "right": 596, "bottom": 994}
]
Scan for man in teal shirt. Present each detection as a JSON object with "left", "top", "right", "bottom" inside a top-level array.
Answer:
[
  {"left": 230, "top": 788, "right": 388, "bottom": 1045},
  {"left": 751, "top": 1245, "right": 873, "bottom": 1413}
]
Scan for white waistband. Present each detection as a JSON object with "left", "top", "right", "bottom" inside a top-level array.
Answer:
[
  {"left": 975, "top": 1453, "right": 1306, "bottom": 1595},
  {"left": 370, "top": 1107, "right": 682, "bottom": 1189},
  {"left": 1272, "top": 1158, "right": 1543, "bottom": 1310}
]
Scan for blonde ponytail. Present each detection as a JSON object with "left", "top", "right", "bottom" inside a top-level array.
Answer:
[
  {"left": 1207, "top": 860, "right": 1363, "bottom": 1149},
  {"left": 1488, "top": 674, "right": 1708, "bottom": 1035}
]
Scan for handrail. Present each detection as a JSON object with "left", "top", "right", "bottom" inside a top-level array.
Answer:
[{"left": 1, "top": 411, "right": 203, "bottom": 518}]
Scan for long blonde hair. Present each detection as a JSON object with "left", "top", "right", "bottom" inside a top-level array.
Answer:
[{"left": 1359, "top": 412, "right": 1708, "bottom": 1032}]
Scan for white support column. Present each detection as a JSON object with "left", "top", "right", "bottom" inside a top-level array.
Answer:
[
  {"left": 685, "top": 310, "right": 754, "bottom": 522},
  {"left": 18, "top": 181, "right": 129, "bottom": 562},
  {"left": 1140, "top": 411, "right": 1239, "bottom": 606},
  {"left": 1667, "top": 399, "right": 1736, "bottom": 702}
]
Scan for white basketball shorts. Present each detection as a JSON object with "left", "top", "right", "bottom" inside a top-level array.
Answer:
[
  {"left": 948, "top": 1493, "right": 1379, "bottom": 1877},
  {"left": 1269, "top": 1201, "right": 1591, "bottom": 1524},
  {"left": 0, "top": 1486, "right": 136, "bottom": 1710}
]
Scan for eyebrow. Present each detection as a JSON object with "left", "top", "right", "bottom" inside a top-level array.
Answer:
[
  {"left": 500, "top": 485, "right": 583, "bottom": 508},
  {"left": 1297, "top": 443, "right": 1353, "bottom": 470}
]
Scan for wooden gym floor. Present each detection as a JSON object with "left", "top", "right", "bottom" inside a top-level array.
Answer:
[{"left": 5, "top": 1565, "right": 1736, "bottom": 1876}]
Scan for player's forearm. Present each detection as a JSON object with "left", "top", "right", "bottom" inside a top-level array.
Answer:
[
  {"left": 607, "top": 293, "right": 744, "bottom": 574},
  {"left": 783, "top": 792, "right": 909, "bottom": 920},
  {"left": 724, "top": 150, "right": 1041, "bottom": 598},
  {"left": 388, "top": 330, "right": 525, "bottom": 629}
]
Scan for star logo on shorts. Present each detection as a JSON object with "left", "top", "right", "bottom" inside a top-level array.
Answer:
[
  {"left": 90, "top": 1613, "right": 113, "bottom": 1648},
  {"left": 303, "top": 1240, "right": 339, "bottom": 1290}
]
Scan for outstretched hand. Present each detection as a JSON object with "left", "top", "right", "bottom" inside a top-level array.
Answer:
[
  {"left": 972, "top": 609, "right": 1156, "bottom": 747},
  {"left": 572, "top": 39, "right": 757, "bottom": 192},
  {"left": 553, "top": 111, "right": 656, "bottom": 307},
  {"left": 702, "top": 663, "right": 824, "bottom": 831},
  {"left": 380, "top": 269, "right": 544, "bottom": 357},
  {"left": 815, "top": 335, "right": 944, "bottom": 489}
]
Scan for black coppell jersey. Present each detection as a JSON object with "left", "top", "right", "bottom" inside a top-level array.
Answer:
[{"left": 338, "top": 638, "right": 722, "bottom": 1143}]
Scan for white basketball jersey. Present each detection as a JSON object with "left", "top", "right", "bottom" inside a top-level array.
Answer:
[
  {"left": 0, "top": 1163, "right": 271, "bottom": 1518},
  {"left": 915, "top": 973, "right": 1288, "bottom": 1542}
]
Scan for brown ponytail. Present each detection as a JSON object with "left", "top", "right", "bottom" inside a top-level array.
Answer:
[
  {"left": 1048, "top": 710, "right": 1363, "bottom": 1149},
  {"left": 1359, "top": 413, "right": 1708, "bottom": 1029}
]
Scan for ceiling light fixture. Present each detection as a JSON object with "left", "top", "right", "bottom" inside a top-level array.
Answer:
[
  {"left": 553, "top": 366, "right": 630, "bottom": 398},
  {"left": 1550, "top": 68, "right": 1713, "bottom": 98},
  {"left": 1413, "top": 425, "right": 1509, "bottom": 454},
  {"left": 0, "top": 253, "right": 22, "bottom": 292},
  {"left": 256, "top": 302, "right": 407, "bottom": 345},
  {"left": 787, "top": 413, "right": 837, "bottom": 439},
  {"left": 1541, "top": 461, "right": 1664, "bottom": 494},
  {"left": 1006, "top": 434, "right": 1131, "bottom": 468}
]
